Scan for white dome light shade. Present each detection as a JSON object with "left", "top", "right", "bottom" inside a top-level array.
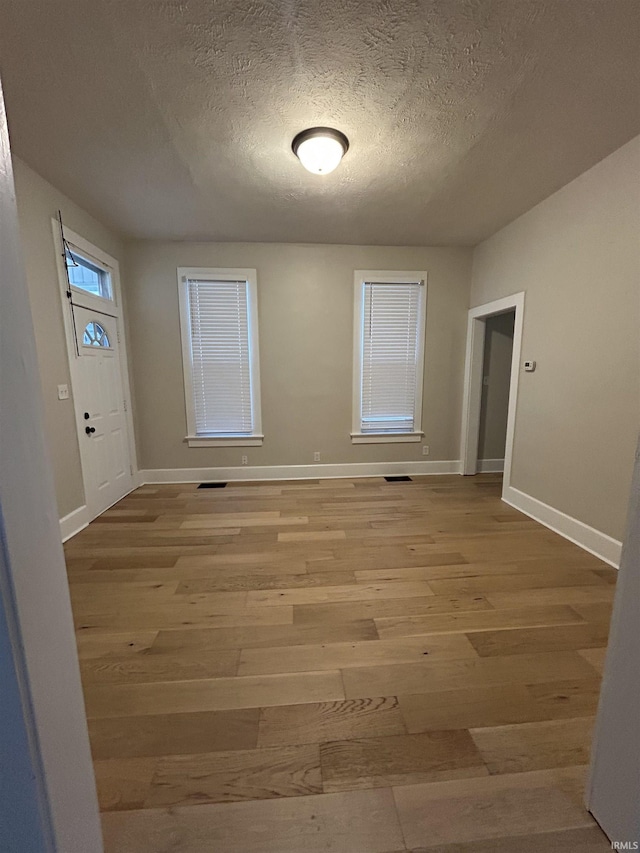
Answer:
[{"left": 292, "top": 127, "right": 349, "bottom": 175}]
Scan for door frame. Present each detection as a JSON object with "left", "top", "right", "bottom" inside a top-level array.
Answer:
[
  {"left": 52, "top": 221, "right": 138, "bottom": 522},
  {"left": 459, "top": 292, "right": 525, "bottom": 496}
]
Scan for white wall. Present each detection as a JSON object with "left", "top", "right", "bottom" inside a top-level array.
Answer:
[{"left": 471, "top": 136, "right": 640, "bottom": 541}]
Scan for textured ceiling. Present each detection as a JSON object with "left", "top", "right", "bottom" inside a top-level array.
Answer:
[{"left": 0, "top": 0, "right": 638, "bottom": 245}]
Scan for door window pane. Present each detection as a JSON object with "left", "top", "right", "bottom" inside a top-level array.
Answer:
[{"left": 83, "top": 321, "right": 111, "bottom": 348}]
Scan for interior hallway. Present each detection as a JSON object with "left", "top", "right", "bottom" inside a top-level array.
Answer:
[{"left": 64, "top": 474, "right": 616, "bottom": 852}]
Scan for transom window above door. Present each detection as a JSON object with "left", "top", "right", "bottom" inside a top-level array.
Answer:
[
  {"left": 177, "top": 268, "right": 263, "bottom": 447},
  {"left": 66, "top": 247, "right": 113, "bottom": 301}
]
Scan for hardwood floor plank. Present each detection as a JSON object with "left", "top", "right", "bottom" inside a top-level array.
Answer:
[
  {"left": 182, "top": 516, "right": 309, "bottom": 529},
  {"left": 151, "top": 619, "right": 379, "bottom": 653},
  {"left": 376, "top": 604, "right": 584, "bottom": 639},
  {"left": 88, "top": 555, "right": 180, "bottom": 570},
  {"left": 69, "top": 580, "right": 180, "bottom": 600},
  {"left": 568, "top": 601, "right": 613, "bottom": 624},
  {"left": 342, "top": 652, "right": 599, "bottom": 699},
  {"left": 428, "top": 569, "right": 608, "bottom": 595},
  {"left": 144, "top": 743, "right": 321, "bottom": 807},
  {"left": 295, "top": 594, "right": 492, "bottom": 626},
  {"left": 102, "top": 788, "right": 405, "bottom": 853},
  {"left": 89, "top": 709, "right": 260, "bottom": 759},
  {"left": 94, "top": 757, "right": 157, "bottom": 811},
  {"left": 315, "top": 550, "right": 467, "bottom": 573},
  {"left": 393, "top": 766, "right": 596, "bottom": 849},
  {"left": 175, "top": 551, "right": 331, "bottom": 568},
  {"left": 69, "top": 563, "right": 308, "bottom": 583},
  {"left": 85, "top": 670, "right": 346, "bottom": 718},
  {"left": 353, "top": 562, "right": 548, "bottom": 583},
  {"left": 75, "top": 630, "right": 159, "bottom": 660},
  {"left": 578, "top": 647, "right": 608, "bottom": 673},
  {"left": 399, "top": 679, "right": 602, "bottom": 733},
  {"left": 321, "top": 730, "right": 487, "bottom": 792},
  {"left": 278, "top": 530, "right": 347, "bottom": 542},
  {"left": 73, "top": 588, "right": 248, "bottom": 613},
  {"left": 75, "top": 606, "right": 294, "bottom": 632},
  {"left": 408, "top": 825, "right": 611, "bottom": 852},
  {"left": 469, "top": 716, "right": 595, "bottom": 774},
  {"left": 466, "top": 621, "right": 610, "bottom": 657},
  {"left": 248, "top": 579, "right": 435, "bottom": 607},
  {"left": 486, "top": 586, "right": 615, "bottom": 609},
  {"left": 80, "top": 650, "right": 239, "bottom": 684},
  {"left": 175, "top": 571, "right": 357, "bottom": 593},
  {"left": 258, "top": 697, "right": 406, "bottom": 747},
  {"left": 239, "top": 634, "right": 477, "bottom": 676}
]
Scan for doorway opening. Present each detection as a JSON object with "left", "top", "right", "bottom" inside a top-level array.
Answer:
[
  {"left": 477, "top": 310, "right": 515, "bottom": 473},
  {"left": 459, "top": 292, "right": 525, "bottom": 497}
]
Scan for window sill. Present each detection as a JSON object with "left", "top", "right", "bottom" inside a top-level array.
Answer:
[
  {"left": 350, "top": 432, "right": 424, "bottom": 444},
  {"left": 186, "top": 435, "right": 264, "bottom": 448}
]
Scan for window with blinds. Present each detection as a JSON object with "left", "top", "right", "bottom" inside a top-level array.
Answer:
[
  {"left": 178, "top": 269, "right": 263, "bottom": 446},
  {"left": 352, "top": 272, "right": 427, "bottom": 443}
]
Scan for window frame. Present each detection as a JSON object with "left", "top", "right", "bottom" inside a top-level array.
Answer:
[
  {"left": 351, "top": 270, "right": 428, "bottom": 444},
  {"left": 177, "top": 267, "right": 263, "bottom": 447}
]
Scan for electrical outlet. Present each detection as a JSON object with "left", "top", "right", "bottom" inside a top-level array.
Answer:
[
  {"left": 57, "top": 384, "right": 70, "bottom": 400},
  {"left": 313, "top": 451, "right": 321, "bottom": 462},
  {"left": 422, "top": 445, "right": 430, "bottom": 456},
  {"left": 241, "top": 455, "right": 248, "bottom": 465}
]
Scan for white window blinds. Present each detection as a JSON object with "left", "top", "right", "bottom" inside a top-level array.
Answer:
[
  {"left": 187, "top": 278, "right": 254, "bottom": 435},
  {"left": 360, "top": 280, "right": 422, "bottom": 433}
]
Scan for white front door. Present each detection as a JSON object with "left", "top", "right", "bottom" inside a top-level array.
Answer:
[{"left": 74, "top": 306, "right": 133, "bottom": 518}]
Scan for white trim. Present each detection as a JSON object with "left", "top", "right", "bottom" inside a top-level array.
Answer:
[
  {"left": 59, "top": 482, "right": 141, "bottom": 542},
  {"left": 177, "top": 267, "right": 263, "bottom": 442},
  {"left": 352, "top": 270, "right": 428, "bottom": 441},
  {"left": 140, "top": 459, "right": 461, "bottom": 484},
  {"left": 59, "top": 505, "right": 89, "bottom": 543},
  {"left": 459, "top": 292, "right": 524, "bottom": 496},
  {"left": 186, "top": 435, "right": 264, "bottom": 447},
  {"left": 350, "top": 432, "right": 424, "bottom": 444},
  {"left": 503, "top": 485, "right": 622, "bottom": 568},
  {"left": 477, "top": 458, "right": 505, "bottom": 473},
  {"left": 185, "top": 435, "right": 264, "bottom": 447}
]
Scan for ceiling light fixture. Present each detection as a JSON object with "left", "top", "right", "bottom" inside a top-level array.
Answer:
[{"left": 292, "top": 127, "right": 349, "bottom": 175}]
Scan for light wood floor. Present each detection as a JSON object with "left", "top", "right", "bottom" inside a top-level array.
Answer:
[{"left": 64, "top": 474, "right": 616, "bottom": 852}]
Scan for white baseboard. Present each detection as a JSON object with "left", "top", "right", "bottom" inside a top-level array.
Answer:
[
  {"left": 59, "top": 505, "right": 89, "bottom": 543},
  {"left": 140, "top": 459, "right": 461, "bottom": 485},
  {"left": 503, "top": 485, "right": 622, "bottom": 568},
  {"left": 478, "top": 458, "right": 505, "bottom": 473}
]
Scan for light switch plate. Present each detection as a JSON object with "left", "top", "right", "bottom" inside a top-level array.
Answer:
[
  {"left": 57, "top": 384, "right": 70, "bottom": 400},
  {"left": 524, "top": 361, "right": 536, "bottom": 372}
]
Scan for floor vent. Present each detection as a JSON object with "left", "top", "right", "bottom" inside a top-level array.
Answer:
[
  {"left": 384, "top": 475, "right": 412, "bottom": 482},
  {"left": 198, "top": 482, "right": 228, "bottom": 489}
]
